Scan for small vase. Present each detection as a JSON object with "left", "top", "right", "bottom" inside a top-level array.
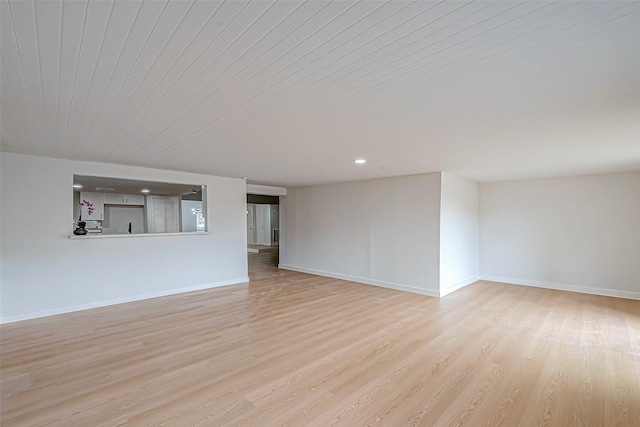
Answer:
[{"left": 74, "top": 221, "right": 88, "bottom": 235}]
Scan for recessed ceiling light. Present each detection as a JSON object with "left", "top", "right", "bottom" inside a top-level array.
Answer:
[
  {"left": 72, "top": 184, "right": 82, "bottom": 188},
  {"left": 354, "top": 159, "right": 366, "bottom": 165},
  {"left": 141, "top": 189, "right": 150, "bottom": 193}
]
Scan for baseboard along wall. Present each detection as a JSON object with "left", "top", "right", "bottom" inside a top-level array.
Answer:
[
  {"left": 479, "top": 275, "right": 640, "bottom": 300},
  {"left": 0, "top": 277, "right": 250, "bottom": 324},
  {"left": 278, "top": 264, "right": 440, "bottom": 297}
]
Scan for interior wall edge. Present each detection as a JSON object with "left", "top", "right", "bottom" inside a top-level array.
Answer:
[{"left": 439, "top": 276, "right": 480, "bottom": 297}]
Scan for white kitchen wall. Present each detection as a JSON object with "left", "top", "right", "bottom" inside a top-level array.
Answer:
[
  {"left": 181, "top": 200, "right": 203, "bottom": 233},
  {"left": 103, "top": 205, "right": 145, "bottom": 235},
  {"left": 280, "top": 173, "right": 442, "bottom": 295},
  {"left": 439, "top": 172, "right": 479, "bottom": 295},
  {"left": 0, "top": 152, "right": 248, "bottom": 322},
  {"left": 480, "top": 172, "right": 640, "bottom": 299}
]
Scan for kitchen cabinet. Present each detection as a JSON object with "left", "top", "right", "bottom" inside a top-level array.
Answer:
[
  {"left": 79, "top": 192, "right": 104, "bottom": 221},
  {"left": 103, "top": 193, "right": 145, "bottom": 205}
]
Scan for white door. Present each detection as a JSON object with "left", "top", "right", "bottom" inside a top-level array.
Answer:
[
  {"left": 255, "top": 205, "right": 271, "bottom": 245},
  {"left": 247, "top": 204, "right": 256, "bottom": 244},
  {"left": 255, "top": 205, "right": 265, "bottom": 244}
]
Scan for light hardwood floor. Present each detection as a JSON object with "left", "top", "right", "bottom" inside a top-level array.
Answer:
[{"left": 1, "top": 254, "right": 639, "bottom": 426}]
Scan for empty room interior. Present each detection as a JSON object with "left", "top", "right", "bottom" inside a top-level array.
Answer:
[{"left": 1, "top": 1, "right": 639, "bottom": 426}]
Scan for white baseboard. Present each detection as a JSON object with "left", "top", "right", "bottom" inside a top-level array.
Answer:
[
  {"left": 439, "top": 276, "right": 480, "bottom": 297},
  {"left": 278, "top": 264, "right": 439, "bottom": 297},
  {"left": 479, "top": 275, "right": 640, "bottom": 300},
  {"left": 0, "top": 277, "right": 250, "bottom": 324}
]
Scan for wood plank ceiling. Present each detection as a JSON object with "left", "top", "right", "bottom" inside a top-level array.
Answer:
[{"left": 1, "top": 0, "right": 639, "bottom": 186}]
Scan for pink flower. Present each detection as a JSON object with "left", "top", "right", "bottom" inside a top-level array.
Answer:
[{"left": 79, "top": 199, "right": 95, "bottom": 217}]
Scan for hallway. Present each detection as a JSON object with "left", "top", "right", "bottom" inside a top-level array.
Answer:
[{"left": 248, "top": 250, "right": 279, "bottom": 281}]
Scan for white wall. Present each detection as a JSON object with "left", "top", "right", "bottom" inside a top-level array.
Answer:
[
  {"left": 280, "top": 173, "right": 442, "bottom": 295},
  {"left": 439, "top": 172, "right": 479, "bottom": 295},
  {"left": 480, "top": 172, "right": 640, "bottom": 299},
  {"left": 181, "top": 200, "right": 202, "bottom": 233},
  {"left": 0, "top": 153, "right": 248, "bottom": 322},
  {"left": 246, "top": 184, "right": 286, "bottom": 196},
  {"left": 270, "top": 205, "right": 280, "bottom": 243}
]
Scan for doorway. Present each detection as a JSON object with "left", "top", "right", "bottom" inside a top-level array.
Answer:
[{"left": 247, "top": 194, "right": 280, "bottom": 274}]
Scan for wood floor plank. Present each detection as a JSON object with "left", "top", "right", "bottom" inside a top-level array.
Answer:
[{"left": 1, "top": 254, "right": 638, "bottom": 426}]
